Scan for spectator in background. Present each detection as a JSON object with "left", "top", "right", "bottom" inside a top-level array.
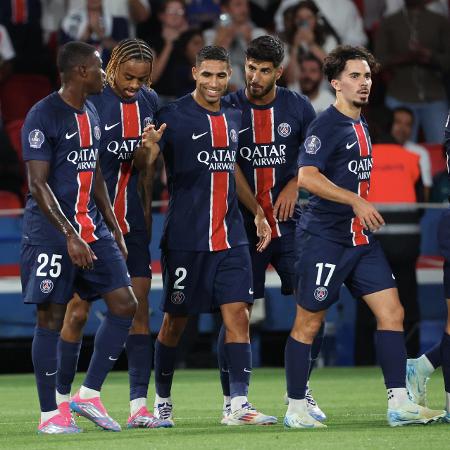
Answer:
[
  {"left": 0, "top": 24, "right": 15, "bottom": 85},
  {"left": 275, "top": 0, "right": 367, "bottom": 47},
  {"left": 283, "top": 1, "right": 338, "bottom": 86},
  {"left": 184, "top": 0, "right": 221, "bottom": 29},
  {"left": 289, "top": 53, "right": 333, "bottom": 114},
  {"left": 0, "top": 129, "right": 23, "bottom": 203},
  {"left": 203, "top": 0, "right": 265, "bottom": 90},
  {"left": 375, "top": 0, "right": 450, "bottom": 143},
  {"left": 391, "top": 107, "right": 433, "bottom": 201}
]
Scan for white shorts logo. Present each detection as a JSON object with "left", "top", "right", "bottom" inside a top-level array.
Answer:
[
  {"left": 29, "top": 129, "right": 45, "bottom": 149},
  {"left": 304, "top": 135, "right": 321, "bottom": 154},
  {"left": 40, "top": 279, "right": 54, "bottom": 294},
  {"left": 314, "top": 286, "right": 328, "bottom": 301},
  {"left": 171, "top": 291, "right": 185, "bottom": 305},
  {"left": 278, "top": 123, "right": 291, "bottom": 137}
]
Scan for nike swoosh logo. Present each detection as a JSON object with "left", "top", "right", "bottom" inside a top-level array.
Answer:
[
  {"left": 239, "top": 127, "right": 250, "bottom": 134},
  {"left": 161, "top": 371, "right": 174, "bottom": 376},
  {"left": 65, "top": 131, "right": 77, "bottom": 139},
  {"left": 346, "top": 141, "right": 358, "bottom": 149},
  {"left": 108, "top": 356, "right": 118, "bottom": 361},
  {"left": 45, "top": 370, "right": 57, "bottom": 376},
  {"left": 105, "top": 122, "right": 120, "bottom": 131},
  {"left": 243, "top": 368, "right": 252, "bottom": 373},
  {"left": 249, "top": 289, "right": 254, "bottom": 295},
  {"left": 192, "top": 131, "right": 208, "bottom": 140}
]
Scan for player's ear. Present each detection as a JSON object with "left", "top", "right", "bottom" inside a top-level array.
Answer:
[
  {"left": 192, "top": 66, "right": 198, "bottom": 81},
  {"left": 330, "top": 78, "right": 340, "bottom": 92},
  {"left": 275, "top": 65, "right": 283, "bottom": 81}
]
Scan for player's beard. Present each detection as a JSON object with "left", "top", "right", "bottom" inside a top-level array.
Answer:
[
  {"left": 353, "top": 99, "right": 369, "bottom": 108},
  {"left": 247, "top": 81, "right": 274, "bottom": 99}
]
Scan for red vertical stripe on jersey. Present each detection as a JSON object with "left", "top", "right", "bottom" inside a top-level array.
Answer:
[
  {"left": 75, "top": 112, "right": 92, "bottom": 148},
  {"left": 351, "top": 122, "right": 370, "bottom": 246},
  {"left": 208, "top": 114, "right": 229, "bottom": 148},
  {"left": 75, "top": 172, "right": 96, "bottom": 243},
  {"left": 209, "top": 172, "right": 230, "bottom": 251},
  {"left": 255, "top": 168, "right": 280, "bottom": 238},
  {"left": 251, "top": 108, "right": 274, "bottom": 144},
  {"left": 113, "top": 162, "right": 132, "bottom": 234},
  {"left": 121, "top": 102, "right": 141, "bottom": 138},
  {"left": 11, "top": 0, "right": 27, "bottom": 24}
]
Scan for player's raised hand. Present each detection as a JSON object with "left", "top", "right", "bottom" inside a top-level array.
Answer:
[
  {"left": 273, "top": 179, "right": 298, "bottom": 222},
  {"left": 112, "top": 228, "right": 128, "bottom": 260},
  {"left": 254, "top": 208, "right": 271, "bottom": 252},
  {"left": 352, "top": 196, "right": 385, "bottom": 232},
  {"left": 142, "top": 123, "right": 166, "bottom": 147},
  {"left": 66, "top": 234, "right": 98, "bottom": 269}
]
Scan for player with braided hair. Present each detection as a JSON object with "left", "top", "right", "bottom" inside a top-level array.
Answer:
[{"left": 55, "top": 38, "right": 171, "bottom": 431}]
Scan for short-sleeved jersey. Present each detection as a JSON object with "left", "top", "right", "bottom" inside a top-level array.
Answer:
[
  {"left": 21, "top": 92, "right": 110, "bottom": 246},
  {"left": 298, "top": 105, "right": 373, "bottom": 247},
  {"left": 157, "top": 94, "right": 247, "bottom": 252},
  {"left": 89, "top": 85, "right": 158, "bottom": 235},
  {"left": 226, "top": 87, "right": 316, "bottom": 238}
]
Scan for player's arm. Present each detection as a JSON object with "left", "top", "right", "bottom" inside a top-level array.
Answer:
[
  {"left": 93, "top": 160, "right": 128, "bottom": 259},
  {"left": 273, "top": 177, "right": 298, "bottom": 222},
  {"left": 235, "top": 163, "right": 271, "bottom": 252},
  {"left": 298, "top": 165, "right": 385, "bottom": 232},
  {"left": 26, "top": 160, "right": 97, "bottom": 268},
  {"left": 133, "top": 123, "right": 166, "bottom": 171},
  {"left": 137, "top": 153, "right": 157, "bottom": 239}
]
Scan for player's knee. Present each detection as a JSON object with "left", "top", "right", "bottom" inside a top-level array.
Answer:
[
  {"left": 377, "top": 303, "right": 404, "bottom": 330},
  {"left": 37, "top": 309, "right": 65, "bottom": 332},
  {"left": 109, "top": 291, "right": 138, "bottom": 318},
  {"left": 292, "top": 315, "right": 322, "bottom": 343}
]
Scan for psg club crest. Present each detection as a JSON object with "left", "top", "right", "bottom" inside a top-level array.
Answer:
[
  {"left": 171, "top": 291, "right": 185, "bottom": 305},
  {"left": 304, "top": 135, "right": 321, "bottom": 154},
  {"left": 29, "top": 129, "right": 45, "bottom": 149},
  {"left": 230, "top": 129, "right": 238, "bottom": 143},
  {"left": 277, "top": 123, "right": 291, "bottom": 137},
  {"left": 94, "top": 125, "right": 101, "bottom": 140},
  {"left": 143, "top": 117, "right": 152, "bottom": 128},
  {"left": 40, "top": 279, "right": 54, "bottom": 294},
  {"left": 314, "top": 286, "right": 328, "bottom": 302}
]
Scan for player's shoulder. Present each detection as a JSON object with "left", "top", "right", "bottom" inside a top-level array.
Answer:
[
  {"left": 156, "top": 97, "right": 181, "bottom": 122},
  {"left": 223, "top": 89, "right": 245, "bottom": 109},
  {"left": 26, "top": 92, "right": 59, "bottom": 118},
  {"left": 139, "top": 86, "right": 159, "bottom": 107},
  {"left": 277, "top": 86, "right": 309, "bottom": 105},
  {"left": 309, "top": 106, "right": 339, "bottom": 128}
]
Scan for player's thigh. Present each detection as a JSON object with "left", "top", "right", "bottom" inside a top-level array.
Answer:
[
  {"left": 294, "top": 231, "right": 351, "bottom": 312},
  {"left": 21, "top": 243, "right": 76, "bottom": 306},
  {"left": 214, "top": 245, "right": 253, "bottom": 309},
  {"left": 362, "top": 287, "right": 403, "bottom": 330},
  {"left": 271, "top": 233, "right": 296, "bottom": 296}
]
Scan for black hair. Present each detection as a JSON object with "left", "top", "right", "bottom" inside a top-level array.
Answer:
[
  {"left": 392, "top": 106, "right": 415, "bottom": 122},
  {"left": 196, "top": 45, "right": 229, "bottom": 66},
  {"left": 246, "top": 35, "right": 284, "bottom": 67},
  {"left": 323, "top": 45, "right": 380, "bottom": 82},
  {"left": 298, "top": 52, "right": 323, "bottom": 68},
  {"left": 57, "top": 41, "right": 97, "bottom": 74}
]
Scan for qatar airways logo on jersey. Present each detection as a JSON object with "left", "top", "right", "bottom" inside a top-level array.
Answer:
[
  {"left": 67, "top": 148, "right": 98, "bottom": 170},
  {"left": 348, "top": 157, "right": 373, "bottom": 181},
  {"left": 197, "top": 149, "right": 236, "bottom": 171},
  {"left": 239, "top": 144, "right": 286, "bottom": 167},
  {"left": 106, "top": 139, "right": 141, "bottom": 160}
]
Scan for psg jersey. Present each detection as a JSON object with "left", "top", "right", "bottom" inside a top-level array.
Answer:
[
  {"left": 298, "top": 105, "right": 373, "bottom": 247},
  {"left": 445, "top": 111, "right": 450, "bottom": 184},
  {"left": 226, "top": 87, "right": 316, "bottom": 238},
  {"left": 22, "top": 92, "right": 110, "bottom": 245},
  {"left": 156, "top": 94, "right": 248, "bottom": 252},
  {"left": 89, "top": 85, "right": 159, "bottom": 235}
]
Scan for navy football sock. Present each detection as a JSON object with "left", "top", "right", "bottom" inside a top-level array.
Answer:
[
  {"left": 285, "top": 336, "right": 311, "bottom": 400},
  {"left": 309, "top": 322, "right": 324, "bottom": 379},
  {"left": 154, "top": 339, "right": 177, "bottom": 398},
  {"left": 82, "top": 312, "right": 132, "bottom": 391},
  {"left": 425, "top": 343, "right": 441, "bottom": 369},
  {"left": 375, "top": 330, "right": 406, "bottom": 388},
  {"left": 217, "top": 324, "right": 230, "bottom": 396},
  {"left": 441, "top": 333, "right": 450, "bottom": 394},
  {"left": 32, "top": 327, "right": 59, "bottom": 412},
  {"left": 126, "top": 334, "right": 152, "bottom": 401},
  {"left": 224, "top": 343, "right": 251, "bottom": 399},
  {"left": 56, "top": 338, "right": 81, "bottom": 395}
]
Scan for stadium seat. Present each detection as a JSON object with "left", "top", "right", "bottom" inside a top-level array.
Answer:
[
  {"left": 0, "top": 191, "right": 22, "bottom": 210},
  {"left": 4, "top": 119, "right": 24, "bottom": 161}
]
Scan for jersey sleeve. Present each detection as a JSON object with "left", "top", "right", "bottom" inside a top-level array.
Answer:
[
  {"left": 292, "top": 92, "right": 316, "bottom": 142},
  {"left": 445, "top": 110, "right": 450, "bottom": 163},
  {"left": 155, "top": 104, "right": 175, "bottom": 153},
  {"left": 297, "top": 114, "right": 334, "bottom": 171},
  {"left": 22, "top": 107, "right": 54, "bottom": 162}
]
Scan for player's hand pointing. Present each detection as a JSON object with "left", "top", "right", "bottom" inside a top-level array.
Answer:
[
  {"left": 352, "top": 196, "right": 385, "bottom": 232},
  {"left": 142, "top": 123, "right": 166, "bottom": 147},
  {"left": 67, "top": 234, "right": 97, "bottom": 269},
  {"left": 254, "top": 207, "right": 271, "bottom": 252},
  {"left": 273, "top": 179, "right": 298, "bottom": 222}
]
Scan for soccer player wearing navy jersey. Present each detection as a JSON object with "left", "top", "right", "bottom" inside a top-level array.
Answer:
[
  {"left": 145, "top": 45, "right": 277, "bottom": 426},
  {"left": 218, "top": 35, "right": 325, "bottom": 423},
  {"left": 54, "top": 39, "right": 171, "bottom": 430},
  {"left": 21, "top": 42, "right": 139, "bottom": 434},
  {"left": 406, "top": 111, "right": 450, "bottom": 423},
  {"left": 283, "top": 45, "right": 445, "bottom": 428}
]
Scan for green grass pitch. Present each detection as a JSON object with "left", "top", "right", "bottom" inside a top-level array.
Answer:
[{"left": 0, "top": 367, "right": 448, "bottom": 449}]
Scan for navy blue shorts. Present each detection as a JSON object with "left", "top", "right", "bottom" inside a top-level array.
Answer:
[
  {"left": 161, "top": 245, "right": 253, "bottom": 315},
  {"left": 249, "top": 232, "right": 295, "bottom": 299},
  {"left": 295, "top": 231, "right": 396, "bottom": 312},
  {"left": 21, "top": 236, "right": 131, "bottom": 305},
  {"left": 125, "top": 231, "right": 152, "bottom": 279},
  {"left": 438, "top": 210, "right": 450, "bottom": 298}
]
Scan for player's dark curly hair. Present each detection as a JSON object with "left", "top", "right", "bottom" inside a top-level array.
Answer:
[
  {"left": 106, "top": 38, "right": 154, "bottom": 88},
  {"left": 323, "top": 45, "right": 380, "bottom": 82},
  {"left": 246, "top": 35, "right": 285, "bottom": 67},
  {"left": 196, "top": 46, "right": 229, "bottom": 66},
  {"left": 57, "top": 41, "right": 97, "bottom": 74}
]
